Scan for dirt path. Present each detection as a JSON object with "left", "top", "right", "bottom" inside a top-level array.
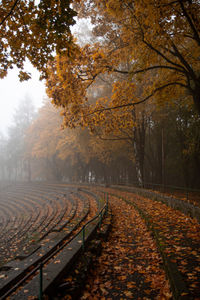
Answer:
[{"left": 79, "top": 195, "right": 171, "bottom": 299}]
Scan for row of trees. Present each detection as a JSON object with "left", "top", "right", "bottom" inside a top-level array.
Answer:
[
  {"left": 45, "top": 0, "right": 200, "bottom": 187},
  {"left": 0, "top": 95, "right": 199, "bottom": 188}
]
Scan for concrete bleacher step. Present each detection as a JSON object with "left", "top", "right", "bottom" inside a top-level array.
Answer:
[{"left": 11, "top": 218, "right": 100, "bottom": 299}]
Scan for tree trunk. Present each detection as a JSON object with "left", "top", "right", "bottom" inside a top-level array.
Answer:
[
  {"left": 132, "top": 137, "right": 143, "bottom": 186},
  {"left": 193, "top": 87, "right": 200, "bottom": 115},
  {"left": 132, "top": 110, "right": 146, "bottom": 187}
]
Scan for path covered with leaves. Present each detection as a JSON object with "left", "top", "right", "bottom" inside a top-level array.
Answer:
[
  {"left": 80, "top": 195, "right": 171, "bottom": 299},
  {"left": 109, "top": 189, "right": 200, "bottom": 297}
]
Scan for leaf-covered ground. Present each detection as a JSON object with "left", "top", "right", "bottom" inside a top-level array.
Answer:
[
  {"left": 151, "top": 189, "right": 200, "bottom": 208},
  {"left": 79, "top": 194, "right": 171, "bottom": 299},
  {"left": 106, "top": 188, "right": 200, "bottom": 298},
  {"left": 61, "top": 187, "right": 200, "bottom": 299}
]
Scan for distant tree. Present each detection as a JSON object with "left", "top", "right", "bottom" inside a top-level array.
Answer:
[
  {"left": 6, "top": 96, "right": 36, "bottom": 181},
  {"left": 25, "top": 101, "right": 71, "bottom": 181},
  {"left": 0, "top": 133, "right": 7, "bottom": 180}
]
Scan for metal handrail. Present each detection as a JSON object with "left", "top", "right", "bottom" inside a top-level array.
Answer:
[
  {"left": 81, "top": 194, "right": 108, "bottom": 250},
  {"left": 39, "top": 191, "right": 109, "bottom": 299},
  {"left": 1, "top": 190, "right": 109, "bottom": 300}
]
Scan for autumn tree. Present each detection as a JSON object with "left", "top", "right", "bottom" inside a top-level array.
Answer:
[
  {"left": 0, "top": 0, "right": 77, "bottom": 80},
  {"left": 45, "top": 0, "right": 200, "bottom": 185},
  {"left": 25, "top": 101, "right": 67, "bottom": 181},
  {"left": 74, "top": 0, "right": 200, "bottom": 113},
  {"left": 46, "top": 39, "right": 154, "bottom": 185},
  {"left": 25, "top": 101, "right": 95, "bottom": 181},
  {"left": 24, "top": 99, "right": 133, "bottom": 183},
  {"left": 42, "top": 0, "right": 200, "bottom": 188},
  {"left": 16, "top": 96, "right": 200, "bottom": 188},
  {"left": 46, "top": 0, "right": 200, "bottom": 128}
]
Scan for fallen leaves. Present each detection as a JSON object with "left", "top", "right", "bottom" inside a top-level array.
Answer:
[
  {"left": 127, "top": 282, "right": 136, "bottom": 289},
  {"left": 123, "top": 290, "right": 133, "bottom": 297},
  {"left": 54, "top": 259, "right": 61, "bottom": 264},
  {"left": 107, "top": 188, "right": 200, "bottom": 298},
  {"left": 79, "top": 194, "right": 171, "bottom": 299}
]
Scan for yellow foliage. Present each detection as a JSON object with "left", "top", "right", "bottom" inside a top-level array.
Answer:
[{"left": 46, "top": 0, "right": 200, "bottom": 142}]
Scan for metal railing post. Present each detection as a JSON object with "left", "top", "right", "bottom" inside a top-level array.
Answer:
[
  {"left": 106, "top": 193, "right": 108, "bottom": 214},
  {"left": 99, "top": 210, "right": 102, "bottom": 228},
  {"left": 39, "top": 263, "right": 43, "bottom": 300},
  {"left": 82, "top": 226, "right": 85, "bottom": 251}
]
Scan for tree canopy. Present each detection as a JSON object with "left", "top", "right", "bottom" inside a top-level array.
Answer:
[
  {"left": 44, "top": 0, "right": 200, "bottom": 186},
  {"left": 0, "top": 0, "right": 76, "bottom": 80},
  {"left": 46, "top": 0, "right": 200, "bottom": 116}
]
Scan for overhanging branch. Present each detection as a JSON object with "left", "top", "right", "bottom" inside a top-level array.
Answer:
[
  {"left": 107, "top": 65, "right": 187, "bottom": 75},
  {"left": 178, "top": 0, "right": 200, "bottom": 46},
  {"left": 0, "top": 0, "right": 20, "bottom": 25},
  {"left": 86, "top": 81, "right": 188, "bottom": 116}
]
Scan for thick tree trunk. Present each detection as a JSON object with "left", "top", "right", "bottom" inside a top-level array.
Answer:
[{"left": 193, "top": 87, "right": 200, "bottom": 115}]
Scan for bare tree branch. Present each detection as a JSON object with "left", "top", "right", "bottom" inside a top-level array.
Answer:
[
  {"left": 142, "top": 39, "right": 187, "bottom": 71},
  {"left": 0, "top": 0, "right": 20, "bottom": 25},
  {"left": 171, "top": 42, "right": 197, "bottom": 80},
  {"left": 86, "top": 81, "right": 188, "bottom": 116},
  {"left": 106, "top": 65, "right": 187, "bottom": 75},
  {"left": 98, "top": 135, "right": 130, "bottom": 141},
  {"left": 178, "top": 0, "right": 200, "bottom": 46}
]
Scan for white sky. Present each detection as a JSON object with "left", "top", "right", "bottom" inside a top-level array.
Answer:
[{"left": 0, "top": 63, "right": 46, "bottom": 135}]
